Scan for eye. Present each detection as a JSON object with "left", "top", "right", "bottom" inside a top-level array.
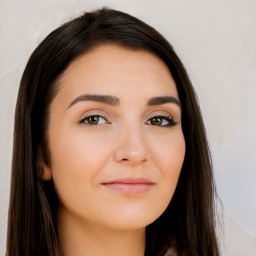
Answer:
[
  {"left": 146, "top": 115, "right": 176, "bottom": 127},
  {"left": 79, "top": 115, "right": 109, "bottom": 126}
]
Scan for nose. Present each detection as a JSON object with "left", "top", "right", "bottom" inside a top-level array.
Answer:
[{"left": 113, "top": 124, "right": 150, "bottom": 166}]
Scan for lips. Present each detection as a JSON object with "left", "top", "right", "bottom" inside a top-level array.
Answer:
[{"left": 102, "top": 177, "right": 154, "bottom": 194}]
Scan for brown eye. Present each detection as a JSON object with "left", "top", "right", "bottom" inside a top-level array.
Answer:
[
  {"left": 150, "top": 117, "right": 162, "bottom": 126},
  {"left": 87, "top": 116, "right": 100, "bottom": 125},
  {"left": 146, "top": 116, "right": 176, "bottom": 127},
  {"left": 80, "top": 115, "right": 108, "bottom": 125}
]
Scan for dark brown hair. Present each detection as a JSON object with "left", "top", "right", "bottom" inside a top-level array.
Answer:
[{"left": 7, "top": 8, "right": 219, "bottom": 256}]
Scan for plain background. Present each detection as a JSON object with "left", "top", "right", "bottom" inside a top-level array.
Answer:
[{"left": 0, "top": 0, "right": 255, "bottom": 255}]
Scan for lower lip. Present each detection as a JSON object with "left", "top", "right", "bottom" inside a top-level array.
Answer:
[{"left": 103, "top": 183, "right": 154, "bottom": 193}]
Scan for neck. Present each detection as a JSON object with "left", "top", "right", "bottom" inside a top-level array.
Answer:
[{"left": 57, "top": 208, "right": 146, "bottom": 256}]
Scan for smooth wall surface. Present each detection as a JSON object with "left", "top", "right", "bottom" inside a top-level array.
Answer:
[{"left": 1, "top": 0, "right": 255, "bottom": 255}]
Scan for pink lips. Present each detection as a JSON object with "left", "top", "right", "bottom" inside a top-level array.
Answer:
[{"left": 103, "top": 177, "right": 154, "bottom": 194}]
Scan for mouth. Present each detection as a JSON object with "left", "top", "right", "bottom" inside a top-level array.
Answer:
[{"left": 102, "top": 177, "right": 155, "bottom": 194}]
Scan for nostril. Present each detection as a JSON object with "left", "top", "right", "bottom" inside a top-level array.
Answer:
[{"left": 114, "top": 147, "right": 149, "bottom": 164}]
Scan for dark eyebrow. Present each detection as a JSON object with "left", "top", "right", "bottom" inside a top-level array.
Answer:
[
  {"left": 147, "top": 96, "right": 181, "bottom": 107},
  {"left": 68, "top": 94, "right": 120, "bottom": 108},
  {"left": 68, "top": 94, "right": 180, "bottom": 109}
]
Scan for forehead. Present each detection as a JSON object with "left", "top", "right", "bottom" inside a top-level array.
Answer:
[{"left": 56, "top": 44, "right": 179, "bottom": 102}]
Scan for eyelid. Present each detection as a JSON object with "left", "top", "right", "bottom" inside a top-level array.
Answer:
[
  {"left": 145, "top": 109, "right": 175, "bottom": 120},
  {"left": 79, "top": 108, "right": 110, "bottom": 120}
]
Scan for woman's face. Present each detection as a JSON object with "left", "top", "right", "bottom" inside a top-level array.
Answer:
[{"left": 43, "top": 44, "right": 185, "bottom": 231}]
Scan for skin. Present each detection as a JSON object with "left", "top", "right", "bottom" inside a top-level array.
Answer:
[{"left": 42, "top": 44, "right": 186, "bottom": 256}]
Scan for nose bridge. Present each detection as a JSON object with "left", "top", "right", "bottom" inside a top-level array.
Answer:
[{"left": 113, "top": 119, "right": 149, "bottom": 165}]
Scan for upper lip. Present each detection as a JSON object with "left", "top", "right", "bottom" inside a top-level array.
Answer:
[{"left": 103, "top": 177, "right": 154, "bottom": 184}]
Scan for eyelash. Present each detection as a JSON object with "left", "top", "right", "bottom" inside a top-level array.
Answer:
[
  {"left": 146, "top": 115, "right": 177, "bottom": 127},
  {"left": 79, "top": 114, "right": 177, "bottom": 127},
  {"left": 79, "top": 115, "right": 110, "bottom": 126}
]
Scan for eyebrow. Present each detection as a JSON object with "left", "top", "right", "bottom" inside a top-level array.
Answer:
[
  {"left": 68, "top": 94, "right": 120, "bottom": 108},
  {"left": 68, "top": 94, "right": 181, "bottom": 109},
  {"left": 147, "top": 96, "right": 181, "bottom": 107}
]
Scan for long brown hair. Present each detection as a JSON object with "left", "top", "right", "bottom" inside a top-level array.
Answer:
[{"left": 7, "top": 8, "right": 219, "bottom": 256}]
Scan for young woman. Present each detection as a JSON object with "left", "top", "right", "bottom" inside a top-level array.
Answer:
[{"left": 6, "top": 8, "right": 220, "bottom": 256}]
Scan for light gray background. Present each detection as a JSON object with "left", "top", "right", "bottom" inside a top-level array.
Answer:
[{"left": 0, "top": 0, "right": 255, "bottom": 255}]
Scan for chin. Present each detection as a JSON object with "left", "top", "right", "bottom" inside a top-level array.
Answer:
[{"left": 96, "top": 205, "right": 167, "bottom": 231}]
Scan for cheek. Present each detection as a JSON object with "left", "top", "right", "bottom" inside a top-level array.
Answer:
[
  {"left": 155, "top": 130, "right": 185, "bottom": 172},
  {"left": 49, "top": 127, "right": 110, "bottom": 173},
  {"left": 153, "top": 131, "right": 185, "bottom": 193},
  {"left": 140, "top": 131, "right": 185, "bottom": 223},
  {"left": 48, "top": 128, "right": 111, "bottom": 203}
]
